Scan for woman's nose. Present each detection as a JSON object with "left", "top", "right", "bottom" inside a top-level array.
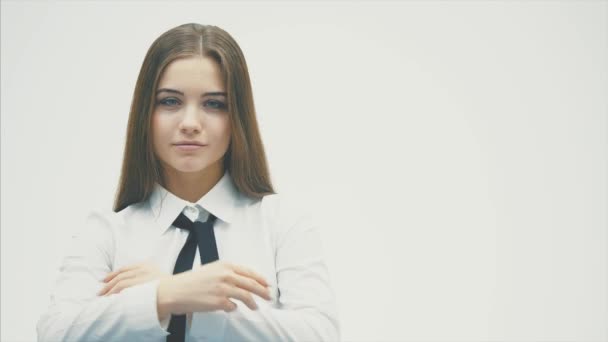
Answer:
[{"left": 179, "top": 104, "right": 203, "bottom": 133}]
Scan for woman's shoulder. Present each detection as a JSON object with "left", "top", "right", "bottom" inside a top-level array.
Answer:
[
  {"left": 258, "top": 191, "right": 314, "bottom": 232},
  {"left": 75, "top": 204, "right": 135, "bottom": 237},
  {"left": 73, "top": 201, "right": 158, "bottom": 243},
  {"left": 85, "top": 204, "right": 135, "bottom": 224},
  {"left": 75, "top": 207, "right": 117, "bottom": 234},
  {"left": 63, "top": 207, "right": 121, "bottom": 254},
  {"left": 259, "top": 192, "right": 294, "bottom": 217}
]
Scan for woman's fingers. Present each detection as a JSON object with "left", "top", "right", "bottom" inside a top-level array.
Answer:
[
  {"left": 103, "top": 263, "right": 144, "bottom": 282},
  {"left": 98, "top": 269, "right": 139, "bottom": 295},
  {"left": 221, "top": 299, "right": 238, "bottom": 312},
  {"left": 105, "top": 278, "right": 138, "bottom": 296},
  {"left": 230, "top": 273, "right": 271, "bottom": 301},
  {"left": 230, "top": 263, "right": 269, "bottom": 287},
  {"left": 103, "top": 271, "right": 119, "bottom": 283},
  {"left": 226, "top": 285, "right": 258, "bottom": 310}
]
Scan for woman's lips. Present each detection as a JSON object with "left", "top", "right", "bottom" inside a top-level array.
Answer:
[{"left": 174, "top": 144, "right": 206, "bottom": 151}]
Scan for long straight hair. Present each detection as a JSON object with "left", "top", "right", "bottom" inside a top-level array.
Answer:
[{"left": 113, "top": 23, "right": 275, "bottom": 212}]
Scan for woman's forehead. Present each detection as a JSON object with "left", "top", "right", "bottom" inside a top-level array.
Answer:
[{"left": 157, "top": 56, "right": 225, "bottom": 93}]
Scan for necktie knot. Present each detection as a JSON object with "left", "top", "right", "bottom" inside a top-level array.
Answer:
[
  {"left": 172, "top": 211, "right": 217, "bottom": 232},
  {"left": 172, "top": 212, "right": 195, "bottom": 232}
]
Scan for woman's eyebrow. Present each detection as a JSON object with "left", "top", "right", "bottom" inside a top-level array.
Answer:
[{"left": 156, "top": 88, "right": 226, "bottom": 97}]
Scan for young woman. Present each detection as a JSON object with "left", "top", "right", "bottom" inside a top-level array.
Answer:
[{"left": 37, "top": 23, "right": 340, "bottom": 342}]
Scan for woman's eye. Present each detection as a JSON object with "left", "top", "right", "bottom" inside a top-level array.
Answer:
[
  {"left": 156, "top": 98, "right": 226, "bottom": 110},
  {"left": 158, "top": 98, "right": 179, "bottom": 106},
  {"left": 206, "top": 100, "right": 226, "bottom": 110}
]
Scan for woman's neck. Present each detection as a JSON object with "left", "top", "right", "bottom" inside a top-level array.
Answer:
[{"left": 163, "top": 162, "right": 224, "bottom": 203}]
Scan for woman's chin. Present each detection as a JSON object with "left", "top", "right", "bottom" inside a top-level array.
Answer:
[
  {"left": 169, "top": 163, "right": 209, "bottom": 174},
  {"left": 177, "top": 167, "right": 207, "bottom": 173},
  {"left": 163, "top": 157, "right": 222, "bottom": 174}
]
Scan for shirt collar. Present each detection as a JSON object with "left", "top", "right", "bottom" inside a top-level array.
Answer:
[{"left": 149, "top": 170, "right": 239, "bottom": 235}]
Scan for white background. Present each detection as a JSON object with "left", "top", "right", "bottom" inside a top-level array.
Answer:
[{"left": 1, "top": 1, "right": 606, "bottom": 341}]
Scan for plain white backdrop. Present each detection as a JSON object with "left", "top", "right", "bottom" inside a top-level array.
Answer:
[{"left": 1, "top": 1, "right": 606, "bottom": 341}]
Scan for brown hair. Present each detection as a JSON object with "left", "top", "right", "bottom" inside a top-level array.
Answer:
[{"left": 113, "top": 23, "right": 275, "bottom": 212}]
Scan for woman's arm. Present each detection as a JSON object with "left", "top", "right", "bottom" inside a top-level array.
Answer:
[{"left": 36, "top": 209, "right": 169, "bottom": 342}]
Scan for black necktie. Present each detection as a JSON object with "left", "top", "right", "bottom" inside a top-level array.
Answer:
[{"left": 166, "top": 211, "right": 219, "bottom": 342}]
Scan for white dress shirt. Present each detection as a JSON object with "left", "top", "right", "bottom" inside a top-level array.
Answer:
[{"left": 37, "top": 171, "right": 340, "bottom": 341}]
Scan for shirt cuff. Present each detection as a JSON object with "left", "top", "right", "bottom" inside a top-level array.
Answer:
[
  {"left": 161, "top": 314, "right": 171, "bottom": 330},
  {"left": 121, "top": 278, "right": 171, "bottom": 338}
]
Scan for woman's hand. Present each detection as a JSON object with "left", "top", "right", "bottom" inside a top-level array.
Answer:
[
  {"left": 98, "top": 261, "right": 169, "bottom": 296},
  {"left": 159, "top": 260, "right": 272, "bottom": 315}
]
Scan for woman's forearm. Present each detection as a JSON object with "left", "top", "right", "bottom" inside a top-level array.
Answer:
[{"left": 157, "top": 276, "right": 175, "bottom": 322}]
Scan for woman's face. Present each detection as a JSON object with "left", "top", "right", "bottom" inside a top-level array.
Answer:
[{"left": 152, "top": 56, "right": 231, "bottom": 178}]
